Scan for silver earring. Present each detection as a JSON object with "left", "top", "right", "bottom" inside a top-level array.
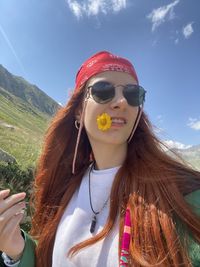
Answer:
[{"left": 75, "top": 120, "right": 80, "bottom": 130}]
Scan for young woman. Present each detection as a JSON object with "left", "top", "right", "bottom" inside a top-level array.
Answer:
[{"left": 0, "top": 51, "right": 200, "bottom": 267}]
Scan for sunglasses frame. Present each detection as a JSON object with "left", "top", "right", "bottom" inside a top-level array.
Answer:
[{"left": 87, "top": 81, "right": 146, "bottom": 107}]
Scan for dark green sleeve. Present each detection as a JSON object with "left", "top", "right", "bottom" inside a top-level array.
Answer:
[
  {"left": 184, "top": 189, "right": 200, "bottom": 267},
  {"left": 18, "top": 229, "right": 36, "bottom": 267},
  {"left": 0, "top": 229, "right": 36, "bottom": 267}
]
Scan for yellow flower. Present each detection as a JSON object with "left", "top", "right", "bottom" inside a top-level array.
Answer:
[{"left": 96, "top": 113, "right": 112, "bottom": 131}]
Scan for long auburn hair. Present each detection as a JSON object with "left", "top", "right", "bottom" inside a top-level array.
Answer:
[{"left": 30, "top": 84, "right": 200, "bottom": 267}]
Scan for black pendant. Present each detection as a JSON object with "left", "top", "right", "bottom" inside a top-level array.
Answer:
[{"left": 90, "top": 215, "right": 97, "bottom": 233}]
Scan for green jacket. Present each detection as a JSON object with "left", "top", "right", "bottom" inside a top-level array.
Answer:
[
  {"left": 0, "top": 229, "right": 36, "bottom": 267},
  {"left": 0, "top": 189, "right": 200, "bottom": 267}
]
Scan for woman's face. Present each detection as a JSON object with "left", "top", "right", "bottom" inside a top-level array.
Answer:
[{"left": 81, "top": 71, "right": 139, "bottom": 146}]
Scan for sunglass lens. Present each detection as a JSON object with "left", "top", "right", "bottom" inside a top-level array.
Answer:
[
  {"left": 91, "top": 81, "right": 115, "bottom": 103},
  {"left": 124, "top": 85, "right": 145, "bottom": 106}
]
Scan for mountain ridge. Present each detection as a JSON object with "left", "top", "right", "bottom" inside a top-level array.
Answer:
[
  {"left": 0, "top": 64, "right": 60, "bottom": 167},
  {"left": 0, "top": 64, "right": 60, "bottom": 116}
]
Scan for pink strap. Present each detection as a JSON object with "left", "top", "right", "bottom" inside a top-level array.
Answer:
[
  {"left": 119, "top": 206, "right": 131, "bottom": 266},
  {"left": 72, "top": 94, "right": 88, "bottom": 174}
]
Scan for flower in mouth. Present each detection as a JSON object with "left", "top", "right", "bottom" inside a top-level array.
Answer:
[{"left": 96, "top": 113, "right": 112, "bottom": 131}]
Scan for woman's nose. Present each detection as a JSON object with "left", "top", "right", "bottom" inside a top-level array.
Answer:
[{"left": 110, "top": 89, "right": 128, "bottom": 109}]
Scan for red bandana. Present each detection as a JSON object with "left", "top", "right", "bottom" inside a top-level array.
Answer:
[{"left": 75, "top": 51, "right": 138, "bottom": 91}]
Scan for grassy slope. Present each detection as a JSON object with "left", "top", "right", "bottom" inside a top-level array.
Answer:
[{"left": 0, "top": 87, "right": 52, "bottom": 169}]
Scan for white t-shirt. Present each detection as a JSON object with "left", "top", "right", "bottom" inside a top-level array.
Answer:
[{"left": 52, "top": 164, "right": 121, "bottom": 267}]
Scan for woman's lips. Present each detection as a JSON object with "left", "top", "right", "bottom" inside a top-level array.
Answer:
[
  {"left": 111, "top": 117, "right": 126, "bottom": 127},
  {"left": 111, "top": 121, "right": 126, "bottom": 127},
  {"left": 111, "top": 117, "right": 126, "bottom": 123}
]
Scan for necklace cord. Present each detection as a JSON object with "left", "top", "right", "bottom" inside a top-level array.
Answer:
[{"left": 88, "top": 163, "right": 110, "bottom": 215}]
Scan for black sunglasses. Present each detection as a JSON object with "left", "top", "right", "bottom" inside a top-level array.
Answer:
[{"left": 87, "top": 81, "right": 146, "bottom": 107}]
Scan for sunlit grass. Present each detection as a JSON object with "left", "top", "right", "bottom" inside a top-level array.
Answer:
[{"left": 0, "top": 93, "right": 52, "bottom": 168}]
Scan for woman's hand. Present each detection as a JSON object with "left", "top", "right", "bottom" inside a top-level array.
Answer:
[{"left": 0, "top": 189, "right": 26, "bottom": 261}]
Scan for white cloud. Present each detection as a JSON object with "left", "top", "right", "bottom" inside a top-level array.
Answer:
[
  {"left": 182, "top": 22, "right": 194, "bottom": 39},
  {"left": 147, "top": 0, "right": 179, "bottom": 32},
  {"left": 67, "top": 0, "right": 83, "bottom": 19},
  {"left": 66, "top": 0, "right": 127, "bottom": 19},
  {"left": 187, "top": 117, "right": 200, "bottom": 130},
  {"left": 112, "top": 0, "right": 126, "bottom": 12},
  {"left": 164, "top": 140, "right": 192, "bottom": 150}
]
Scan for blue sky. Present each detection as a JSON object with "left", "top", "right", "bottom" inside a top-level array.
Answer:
[{"left": 0, "top": 0, "right": 200, "bottom": 148}]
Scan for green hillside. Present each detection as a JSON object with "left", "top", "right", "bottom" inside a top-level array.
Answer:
[
  {"left": 0, "top": 87, "right": 51, "bottom": 168},
  {"left": 0, "top": 64, "right": 59, "bottom": 116},
  {"left": 0, "top": 65, "right": 60, "bottom": 169}
]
